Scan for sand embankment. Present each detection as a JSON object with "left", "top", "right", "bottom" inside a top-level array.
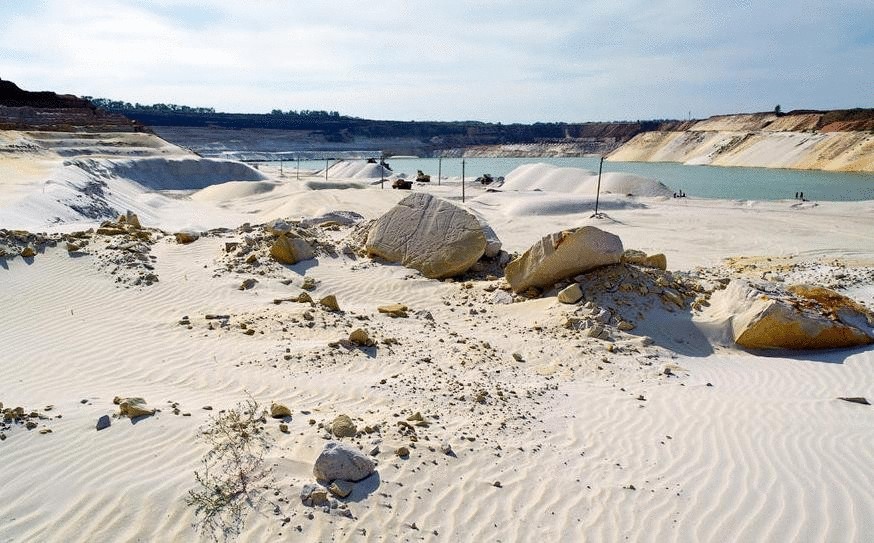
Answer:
[{"left": 608, "top": 112, "right": 874, "bottom": 172}]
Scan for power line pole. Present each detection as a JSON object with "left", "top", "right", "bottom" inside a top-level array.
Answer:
[
  {"left": 438, "top": 157, "right": 442, "bottom": 186},
  {"left": 462, "top": 158, "right": 466, "bottom": 203},
  {"left": 592, "top": 155, "right": 604, "bottom": 218}
]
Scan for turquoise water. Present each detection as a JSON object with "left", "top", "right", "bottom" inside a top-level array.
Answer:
[{"left": 276, "top": 157, "right": 874, "bottom": 201}]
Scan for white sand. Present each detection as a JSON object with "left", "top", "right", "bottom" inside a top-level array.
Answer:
[{"left": 2, "top": 138, "right": 874, "bottom": 542}]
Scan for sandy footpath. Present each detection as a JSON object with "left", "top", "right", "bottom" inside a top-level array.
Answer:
[{"left": 1, "top": 137, "right": 873, "bottom": 542}]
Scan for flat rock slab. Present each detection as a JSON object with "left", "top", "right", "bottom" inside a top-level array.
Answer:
[{"left": 365, "top": 193, "right": 487, "bottom": 279}]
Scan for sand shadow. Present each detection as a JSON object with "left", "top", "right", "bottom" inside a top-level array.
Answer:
[
  {"left": 343, "top": 472, "right": 381, "bottom": 503},
  {"left": 737, "top": 343, "right": 873, "bottom": 365},
  {"left": 284, "top": 258, "right": 319, "bottom": 275}
]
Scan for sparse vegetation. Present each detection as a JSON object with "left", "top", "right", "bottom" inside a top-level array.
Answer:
[{"left": 185, "top": 398, "right": 274, "bottom": 542}]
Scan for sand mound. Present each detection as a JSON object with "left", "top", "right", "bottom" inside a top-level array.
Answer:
[
  {"left": 471, "top": 191, "right": 646, "bottom": 217},
  {"left": 325, "top": 160, "right": 393, "bottom": 180},
  {"left": 191, "top": 180, "right": 278, "bottom": 202},
  {"left": 73, "top": 157, "right": 266, "bottom": 190},
  {"left": 500, "top": 163, "right": 673, "bottom": 197}
]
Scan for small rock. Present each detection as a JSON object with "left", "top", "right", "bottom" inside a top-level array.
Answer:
[
  {"left": 493, "top": 481, "right": 502, "bottom": 488},
  {"left": 96, "top": 415, "right": 111, "bottom": 431},
  {"left": 115, "top": 396, "right": 156, "bottom": 418},
  {"left": 279, "top": 423, "right": 289, "bottom": 433},
  {"left": 271, "top": 402, "right": 292, "bottom": 418},
  {"left": 174, "top": 231, "right": 199, "bottom": 244},
  {"left": 331, "top": 414, "right": 357, "bottom": 438},
  {"left": 239, "top": 278, "right": 258, "bottom": 290},
  {"left": 328, "top": 480, "right": 354, "bottom": 498},
  {"left": 349, "top": 328, "right": 375, "bottom": 347},
  {"left": 557, "top": 283, "right": 583, "bottom": 304},
  {"left": 378, "top": 304, "right": 409, "bottom": 318},
  {"left": 320, "top": 295, "right": 340, "bottom": 311},
  {"left": 396, "top": 446, "right": 410, "bottom": 457}
]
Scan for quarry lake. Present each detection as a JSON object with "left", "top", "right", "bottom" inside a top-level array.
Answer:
[{"left": 288, "top": 157, "right": 874, "bottom": 202}]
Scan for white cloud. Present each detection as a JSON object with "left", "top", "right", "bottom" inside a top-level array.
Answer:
[{"left": 1, "top": 0, "right": 871, "bottom": 121}]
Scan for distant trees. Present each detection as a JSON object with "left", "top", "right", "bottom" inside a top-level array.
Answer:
[
  {"left": 85, "top": 97, "right": 217, "bottom": 115},
  {"left": 774, "top": 104, "right": 783, "bottom": 116}
]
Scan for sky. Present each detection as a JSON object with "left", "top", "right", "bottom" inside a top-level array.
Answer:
[{"left": 1, "top": 0, "right": 872, "bottom": 123}]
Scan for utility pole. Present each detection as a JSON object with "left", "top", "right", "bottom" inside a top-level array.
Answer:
[
  {"left": 380, "top": 153, "right": 385, "bottom": 189},
  {"left": 296, "top": 156, "right": 300, "bottom": 180},
  {"left": 438, "top": 157, "right": 442, "bottom": 186},
  {"left": 462, "top": 159, "right": 466, "bottom": 203},
  {"left": 592, "top": 155, "right": 604, "bottom": 218},
  {"left": 325, "top": 158, "right": 329, "bottom": 181},
  {"left": 280, "top": 158, "right": 283, "bottom": 177}
]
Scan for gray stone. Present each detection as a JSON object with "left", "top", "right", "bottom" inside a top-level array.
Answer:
[
  {"left": 313, "top": 441, "right": 376, "bottom": 483},
  {"left": 96, "top": 415, "right": 111, "bottom": 431}
]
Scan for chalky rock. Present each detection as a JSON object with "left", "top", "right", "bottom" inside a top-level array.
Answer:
[
  {"left": 505, "top": 226, "right": 623, "bottom": 293},
  {"left": 365, "top": 193, "right": 487, "bottom": 279},
  {"left": 313, "top": 441, "right": 376, "bottom": 483},
  {"left": 270, "top": 234, "right": 315, "bottom": 265},
  {"left": 114, "top": 396, "right": 155, "bottom": 418},
  {"left": 714, "top": 280, "right": 874, "bottom": 350},
  {"left": 174, "top": 231, "right": 199, "bottom": 244}
]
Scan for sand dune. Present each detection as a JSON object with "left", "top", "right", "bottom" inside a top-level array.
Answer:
[{"left": 1, "top": 137, "right": 873, "bottom": 542}]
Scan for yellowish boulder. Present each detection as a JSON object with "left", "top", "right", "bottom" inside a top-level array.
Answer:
[
  {"left": 505, "top": 226, "right": 623, "bottom": 293},
  {"left": 269, "top": 234, "right": 314, "bottom": 265},
  {"left": 715, "top": 281, "right": 874, "bottom": 350}
]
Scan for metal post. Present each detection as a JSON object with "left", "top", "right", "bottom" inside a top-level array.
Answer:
[
  {"left": 325, "top": 159, "right": 329, "bottom": 181},
  {"left": 438, "top": 157, "right": 442, "bottom": 186},
  {"left": 593, "top": 155, "right": 604, "bottom": 217},
  {"left": 296, "top": 156, "right": 300, "bottom": 180},
  {"left": 462, "top": 158, "right": 466, "bottom": 203},
  {"left": 380, "top": 153, "right": 385, "bottom": 189},
  {"left": 280, "top": 158, "right": 283, "bottom": 177}
]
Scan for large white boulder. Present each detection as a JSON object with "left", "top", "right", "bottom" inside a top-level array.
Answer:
[
  {"left": 505, "top": 226, "right": 623, "bottom": 293},
  {"left": 313, "top": 441, "right": 375, "bottom": 483},
  {"left": 365, "top": 193, "right": 487, "bottom": 279}
]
